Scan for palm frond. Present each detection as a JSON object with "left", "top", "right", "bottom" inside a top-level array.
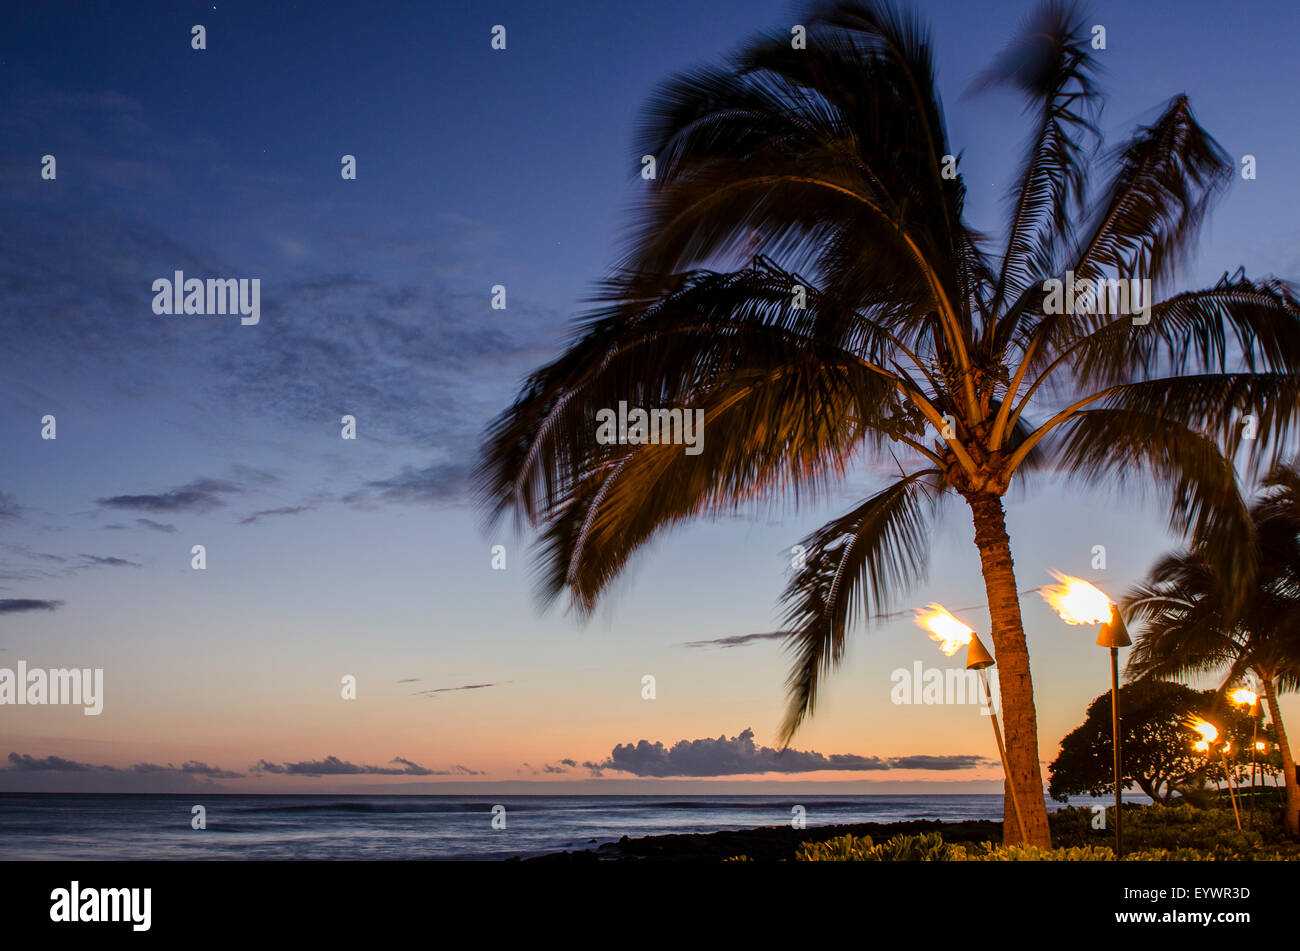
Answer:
[
  {"left": 974, "top": 1, "right": 1100, "bottom": 320},
  {"left": 778, "top": 468, "right": 940, "bottom": 743}
]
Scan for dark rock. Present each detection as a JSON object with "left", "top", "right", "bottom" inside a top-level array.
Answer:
[{"left": 524, "top": 818, "right": 1002, "bottom": 862}]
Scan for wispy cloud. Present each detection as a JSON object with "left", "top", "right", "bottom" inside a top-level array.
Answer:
[
  {"left": 412, "top": 681, "right": 503, "bottom": 697},
  {"left": 679, "top": 631, "right": 790, "bottom": 649},
  {"left": 0, "top": 545, "right": 144, "bottom": 583},
  {"left": 239, "top": 505, "right": 316, "bottom": 525},
  {"left": 75, "top": 554, "right": 142, "bottom": 569},
  {"left": 346, "top": 462, "right": 469, "bottom": 508},
  {"left": 251, "top": 755, "right": 480, "bottom": 777},
  {"left": 0, "top": 492, "right": 23, "bottom": 522},
  {"left": 96, "top": 477, "right": 241, "bottom": 514},
  {"left": 104, "top": 518, "right": 177, "bottom": 533},
  {"left": 888, "top": 755, "right": 989, "bottom": 771}
]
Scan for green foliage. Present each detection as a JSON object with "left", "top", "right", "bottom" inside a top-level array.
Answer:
[
  {"left": 963, "top": 843, "right": 1116, "bottom": 861},
  {"left": 1050, "top": 803, "right": 1297, "bottom": 858},
  {"left": 794, "top": 831, "right": 963, "bottom": 862},
  {"left": 767, "top": 803, "right": 1300, "bottom": 861}
]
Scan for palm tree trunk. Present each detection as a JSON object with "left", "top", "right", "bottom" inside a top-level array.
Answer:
[
  {"left": 1260, "top": 674, "right": 1300, "bottom": 837},
  {"left": 965, "top": 490, "right": 1052, "bottom": 847}
]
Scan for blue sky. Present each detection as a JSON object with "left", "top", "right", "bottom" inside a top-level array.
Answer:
[{"left": 0, "top": 0, "right": 1297, "bottom": 793}]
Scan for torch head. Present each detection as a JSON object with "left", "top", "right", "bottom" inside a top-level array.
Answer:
[
  {"left": 965, "top": 632, "right": 995, "bottom": 671},
  {"left": 1096, "top": 606, "right": 1131, "bottom": 648}
]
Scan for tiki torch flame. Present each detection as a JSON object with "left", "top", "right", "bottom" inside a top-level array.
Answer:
[
  {"left": 915, "top": 603, "right": 974, "bottom": 656},
  {"left": 1189, "top": 716, "right": 1219, "bottom": 746},
  {"left": 1040, "top": 572, "right": 1114, "bottom": 625},
  {"left": 1230, "top": 688, "right": 1259, "bottom": 707}
]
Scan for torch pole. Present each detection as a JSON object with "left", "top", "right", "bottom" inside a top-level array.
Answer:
[
  {"left": 978, "top": 668, "right": 1027, "bottom": 845},
  {"left": 1250, "top": 710, "right": 1258, "bottom": 828},
  {"left": 1109, "top": 646, "right": 1123, "bottom": 858},
  {"left": 1220, "top": 748, "right": 1242, "bottom": 831}
]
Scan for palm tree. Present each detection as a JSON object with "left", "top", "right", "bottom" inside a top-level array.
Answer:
[
  {"left": 1125, "top": 466, "right": 1300, "bottom": 836},
  {"left": 477, "top": 1, "right": 1300, "bottom": 846}
]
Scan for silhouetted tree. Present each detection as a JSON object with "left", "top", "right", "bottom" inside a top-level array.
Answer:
[{"left": 1049, "top": 680, "right": 1276, "bottom": 804}]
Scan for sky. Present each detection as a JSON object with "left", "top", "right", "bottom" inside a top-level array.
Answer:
[{"left": 1, "top": 0, "right": 1298, "bottom": 794}]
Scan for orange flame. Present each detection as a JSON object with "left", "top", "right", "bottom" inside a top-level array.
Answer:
[
  {"left": 1230, "top": 688, "right": 1259, "bottom": 707},
  {"left": 1189, "top": 716, "right": 1219, "bottom": 746},
  {"left": 1039, "top": 572, "right": 1114, "bottom": 625},
  {"left": 915, "top": 603, "right": 974, "bottom": 656}
]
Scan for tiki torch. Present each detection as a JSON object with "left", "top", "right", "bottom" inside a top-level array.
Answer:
[
  {"left": 1041, "top": 573, "right": 1129, "bottom": 857},
  {"left": 1191, "top": 717, "right": 1242, "bottom": 831},
  {"left": 1230, "top": 687, "right": 1260, "bottom": 826},
  {"left": 916, "top": 604, "right": 1028, "bottom": 844}
]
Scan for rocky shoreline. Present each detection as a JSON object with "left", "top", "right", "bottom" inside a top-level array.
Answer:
[{"left": 519, "top": 817, "right": 1003, "bottom": 862}]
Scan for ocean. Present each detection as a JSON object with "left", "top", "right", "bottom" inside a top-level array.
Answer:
[{"left": 0, "top": 793, "right": 1099, "bottom": 860}]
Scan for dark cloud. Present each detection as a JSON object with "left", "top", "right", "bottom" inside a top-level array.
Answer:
[
  {"left": 5, "top": 752, "right": 245, "bottom": 778},
  {"left": 395, "top": 677, "right": 421, "bottom": 684},
  {"left": 251, "top": 755, "right": 465, "bottom": 777},
  {"left": 580, "top": 728, "right": 891, "bottom": 777},
  {"left": 573, "top": 733, "right": 991, "bottom": 778},
  {"left": 96, "top": 477, "right": 241, "bottom": 514},
  {"left": 680, "top": 631, "right": 790, "bottom": 649},
  {"left": 390, "top": 757, "right": 427, "bottom": 773},
  {"left": 4, "top": 752, "right": 245, "bottom": 791},
  {"left": 888, "top": 755, "right": 989, "bottom": 771},
  {"left": 239, "top": 505, "right": 315, "bottom": 525},
  {"left": 0, "top": 598, "right": 63, "bottom": 615},
  {"left": 129, "top": 760, "right": 244, "bottom": 779},
  {"left": 6, "top": 753, "right": 105, "bottom": 772}
]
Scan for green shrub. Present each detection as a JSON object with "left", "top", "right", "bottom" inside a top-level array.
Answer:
[
  {"left": 795, "top": 831, "right": 965, "bottom": 862},
  {"left": 1048, "top": 802, "right": 1299, "bottom": 859},
  {"left": 778, "top": 808, "right": 1300, "bottom": 862},
  {"left": 962, "top": 842, "right": 1115, "bottom": 861}
]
